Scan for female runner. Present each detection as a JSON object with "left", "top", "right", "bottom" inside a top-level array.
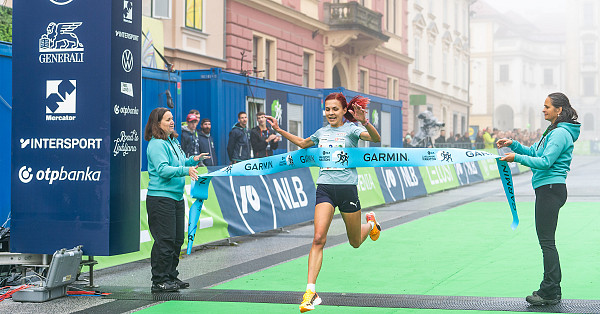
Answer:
[{"left": 266, "top": 92, "right": 382, "bottom": 312}]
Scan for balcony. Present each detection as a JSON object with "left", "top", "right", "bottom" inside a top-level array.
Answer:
[{"left": 324, "top": 2, "right": 389, "bottom": 42}]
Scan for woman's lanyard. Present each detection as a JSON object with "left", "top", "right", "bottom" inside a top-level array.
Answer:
[{"left": 167, "top": 138, "right": 183, "bottom": 163}]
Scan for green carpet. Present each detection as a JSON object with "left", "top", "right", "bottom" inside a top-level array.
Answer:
[
  {"left": 137, "top": 202, "right": 600, "bottom": 312},
  {"left": 214, "top": 202, "right": 600, "bottom": 300},
  {"left": 137, "top": 301, "right": 524, "bottom": 313}
]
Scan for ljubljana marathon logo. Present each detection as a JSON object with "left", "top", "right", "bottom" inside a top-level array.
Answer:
[
  {"left": 46, "top": 80, "right": 76, "bottom": 121},
  {"left": 39, "top": 22, "right": 84, "bottom": 63}
]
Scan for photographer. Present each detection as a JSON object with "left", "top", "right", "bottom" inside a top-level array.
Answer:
[{"left": 411, "top": 111, "right": 445, "bottom": 148}]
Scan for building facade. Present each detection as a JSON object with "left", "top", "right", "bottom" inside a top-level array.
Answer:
[
  {"left": 407, "top": 0, "right": 471, "bottom": 141},
  {"left": 565, "top": 0, "right": 600, "bottom": 141},
  {"left": 225, "top": 0, "right": 411, "bottom": 139},
  {"left": 470, "top": 1, "right": 565, "bottom": 132},
  {"left": 141, "top": 0, "right": 227, "bottom": 70}
]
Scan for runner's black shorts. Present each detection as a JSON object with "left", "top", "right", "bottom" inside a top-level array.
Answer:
[{"left": 315, "top": 184, "right": 361, "bottom": 213}]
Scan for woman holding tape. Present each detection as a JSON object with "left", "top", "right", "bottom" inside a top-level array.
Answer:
[
  {"left": 144, "top": 107, "right": 209, "bottom": 293},
  {"left": 266, "top": 93, "right": 381, "bottom": 313},
  {"left": 498, "top": 92, "right": 580, "bottom": 305}
]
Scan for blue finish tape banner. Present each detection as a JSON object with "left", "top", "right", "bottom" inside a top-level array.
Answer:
[{"left": 187, "top": 148, "right": 518, "bottom": 254}]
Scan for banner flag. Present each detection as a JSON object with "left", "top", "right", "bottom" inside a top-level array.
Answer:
[{"left": 187, "top": 148, "right": 518, "bottom": 254}]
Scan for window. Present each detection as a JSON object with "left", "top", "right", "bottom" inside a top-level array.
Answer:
[
  {"left": 246, "top": 97, "right": 265, "bottom": 131},
  {"left": 302, "top": 51, "right": 315, "bottom": 88},
  {"left": 381, "top": 111, "right": 391, "bottom": 147},
  {"left": 287, "top": 104, "right": 303, "bottom": 151},
  {"left": 583, "top": 42, "right": 596, "bottom": 64},
  {"left": 454, "top": 2, "right": 458, "bottom": 29},
  {"left": 461, "top": 116, "right": 466, "bottom": 135},
  {"left": 387, "top": 77, "right": 398, "bottom": 100},
  {"left": 428, "top": 43, "right": 434, "bottom": 73},
  {"left": 386, "top": 0, "right": 397, "bottom": 34},
  {"left": 583, "top": 2, "right": 595, "bottom": 27},
  {"left": 252, "top": 37, "right": 259, "bottom": 71},
  {"left": 443, "top": 51, "right": 448, "bottom": 81},
  {"left": 453, "top": 113, "right": 458, "bottom": 135},
  {"left": 583, "top": 74, "right": 596, "bottom": 96},
  {"left": 499, "top": 64, "right": 509, "bottom": 82},
  {"left": 265, "top": 40, "right": 272, "bottom": 80},
  {"left": 443, "top": 0, "right": 447, "bottom": 23},
  {"left": 252, "top": 34, "right": 277, "bottom": 80},
  {"left": 454, "top": 56, "right": 459, "bottom": 85},
  {"left": 462, "top": 59, "right": 467, "bottom": 88},
  {"left": 359, "top": 69, "right": 369, "bottom": 93},
  {"left": 544, "top": 68, "right": 554, "bottom": 85},
  {"left": 185, "top": 0, "right": 203, "bottom": 30},
  {"left": 414, "top": 37, "right": 420, "bottom": 70},
  {"left": 152, "top": 0, "right": 171, "bottom": 19}
]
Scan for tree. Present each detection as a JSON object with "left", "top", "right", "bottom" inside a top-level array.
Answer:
[{"left": 0, "top": 6, "right": 12, "bottom": 43}]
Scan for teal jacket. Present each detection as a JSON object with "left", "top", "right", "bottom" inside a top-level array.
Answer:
[
  {"left": 510, "top": 122, "right": 580, "bottom": 189},
  {"left": 147, "top": 137, "right": 197, "bottom": 201}
]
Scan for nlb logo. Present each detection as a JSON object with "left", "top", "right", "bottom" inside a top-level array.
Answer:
[
  {"left": 273, "top": 176, "right": 307, "bottom": 210},
  {"left": 50, "top": 0, "right": 75, "bottom": 5},
  {"left": 39, "top": 22, "right": 84, "bottom": 64},
  {"left": 46, "top": 80, "right": 76, "bottom": 121},
  {"left": 399, "top": 167, "right": 419, "bottom": 187},
  {"left": 18, "top": 166, "right": 101, "bottom": 185}
]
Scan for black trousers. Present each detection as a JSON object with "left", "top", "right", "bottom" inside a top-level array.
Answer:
[
  {"left": 534, "top": 183, "right": 567, "bottom": 298},
  {"left": 147, "top": 195, "right": 185, "bottom": 284}
]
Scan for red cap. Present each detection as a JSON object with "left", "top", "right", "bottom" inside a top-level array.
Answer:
[{"left": 187, "top": 113, "right": 199, "bottom": 122}]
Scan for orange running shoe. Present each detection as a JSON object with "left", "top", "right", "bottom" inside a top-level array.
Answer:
[
  {"left": 299, "top": 289, "right": 322, "bottom": 312},
  {"left": 366, "top": 211, "right": 381, "bottom": 241}
]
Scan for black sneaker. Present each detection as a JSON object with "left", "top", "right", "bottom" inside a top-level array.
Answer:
[
  {"left": 151, "top": 281, "right": 179, "bottom": 293},
  {"left": 172, "top": 278, "right": 190, "bottom": 289},
  {"left": 526, "top": 291, "right": 560, "bottom": 305}
]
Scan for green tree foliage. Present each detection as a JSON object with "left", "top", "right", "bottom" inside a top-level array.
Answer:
[{"left": 0, "top": 6, "right": 12, "bottom": 43}]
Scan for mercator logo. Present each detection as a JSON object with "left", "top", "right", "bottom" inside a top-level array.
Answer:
[{"left": 46, "top": 80, "right": 76, "bottom": 121}]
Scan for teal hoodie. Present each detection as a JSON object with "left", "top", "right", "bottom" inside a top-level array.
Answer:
[
  {"left": 147, "top": 137, "right": 197, "bottom": 201},
  {"left": 510, "top": 122, "right": 580, "bottom": 189}
]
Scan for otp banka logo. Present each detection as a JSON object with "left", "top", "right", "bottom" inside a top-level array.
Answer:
[
  {"left": 39, "top": 22, "right": 84, "bottom": 64},
  {"left": 46, "top": 80, "right": 76, "bottom": 121},
  {"left": 18, "top": 165, "right": 101, "bottom": 185},
  {"left": 123, "top": 1, "right": 133, "bottom": 24}
]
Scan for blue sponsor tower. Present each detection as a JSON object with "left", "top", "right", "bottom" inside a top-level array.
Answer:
[{"left": 11, "top": 0, "right": 142, "bottom": 255}]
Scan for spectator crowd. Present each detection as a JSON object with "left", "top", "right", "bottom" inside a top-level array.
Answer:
[{"left": 404, "top": 127, "right": 544, "bottom": 150}]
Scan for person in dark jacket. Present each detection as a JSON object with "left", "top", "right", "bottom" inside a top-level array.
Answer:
[
  {"left": 250, "top": 112, "right": 280, "bottom": 158},
  {"left": 499, "top": 92, "right": 580, "bottom": 306},
  {"left": 227, "top": 111, "right": 251, "bottom": 164},
  {"left": 181, "top": 113, "right": 200, "bottom": 158},
  {"left": 198, "top": 118, "right": 216, "bottom": 166}
]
